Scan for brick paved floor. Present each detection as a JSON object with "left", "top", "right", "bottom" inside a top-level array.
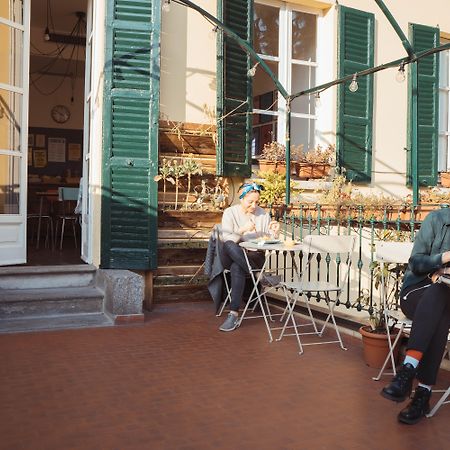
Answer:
[{"left": 1, "top": 302, "right": 449, "bottom": 450}]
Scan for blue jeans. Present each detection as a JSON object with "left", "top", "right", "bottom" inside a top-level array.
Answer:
[{"left": 220, "top": 241, "right": 265, "bottom": 312}]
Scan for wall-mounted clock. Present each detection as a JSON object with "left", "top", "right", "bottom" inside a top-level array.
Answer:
[{"left": 51, "top": 104, "right": 71, "bottom": 124}]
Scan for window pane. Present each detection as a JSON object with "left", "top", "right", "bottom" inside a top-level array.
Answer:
[
  {"left": 292, "top": 11, "right": 316, "bottom": 61},
  {"left": 0, "top": 0, "right": 23, "bottom": 23},
  {"left": 252, "top": 114, "right": 277, "bottom": 158},
  {"left": 0, "top": 22, "right": 23, "bottom": 88},
  {"left": 254, "top": 4, "right": 279, "bottom": 57},
  {"left": 0, "top": 154, "right": 20, "bottom": 214},
  {"left": 291, "top": 117, "right": 314, "bottom": 153},
  {"left": 291, "top": 64, "right": 316, "bottom": 115},
  {"left": 253, "top": 59, "right": 279, "bottom": 117},
  {"left": 0, "top": 88, "right": 21, "bottom": 152}
]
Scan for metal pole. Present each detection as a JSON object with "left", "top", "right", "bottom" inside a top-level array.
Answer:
[
  {"left": 285, "top": 99, "right": 291, "bottom": 205},
  {"left": 373, "top": 0, "right": 415, "bottom": 58},
  {"left": 411, "top": 62, "right": 419, "bottom": 205}
]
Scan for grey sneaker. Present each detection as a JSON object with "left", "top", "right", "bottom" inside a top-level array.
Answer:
[{"left": 219, "top": 313, "right": 239, "bottom": 332}]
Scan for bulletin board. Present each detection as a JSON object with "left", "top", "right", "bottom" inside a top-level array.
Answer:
[{"left": 28, "top": 127, "right": 83, "bottom": 178}]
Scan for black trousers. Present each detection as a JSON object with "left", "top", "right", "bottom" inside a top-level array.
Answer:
[
  {"left": 400, "top": 279, "right": 450, "bottom": 385},
  {"left": 221, "top": 241, "right": 265, "bottom": 312}
]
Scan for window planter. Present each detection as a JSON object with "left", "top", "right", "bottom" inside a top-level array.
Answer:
[
  {"left": 258, "top": 160, "right": 294, "bottom": 175},
  {"left": 295, "top": 162, "right": 331, "bottom": 180}
]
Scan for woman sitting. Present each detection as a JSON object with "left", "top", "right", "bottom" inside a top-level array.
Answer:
[
  {"left": 381, "top": 207, "right": 450, "bottom": 424},
  {"left": 219, "top": 182, "right": 280, "bottom": 332}
]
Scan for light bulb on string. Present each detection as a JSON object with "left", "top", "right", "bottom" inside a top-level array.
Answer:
[
  {"left": 162, "top": 0, "right": 171, "bottom": 13},
  {"left": 396, "top": 62, "right": 406, "bottom": 83},
  {"left": 314, "top": 92, "right": 321, "bottom": 108},
  {"left": 44, "top": 26, "right": 50, "bottom": 41},
  {"left": 349, "top": 74, "right": 358, "bottom": 93},
  {"left": 247, "top": 62, "right": 259, "bottom": 77},
  {"left": 209, "top": 25, "right": 219, "bottom": 40}
]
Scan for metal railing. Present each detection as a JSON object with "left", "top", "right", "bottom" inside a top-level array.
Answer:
[{"left": 268, "top": 203, "right": 447, "bottom": 319}]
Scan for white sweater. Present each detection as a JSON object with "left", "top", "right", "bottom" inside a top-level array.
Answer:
[{"left": 221, "top": 204, "right": 271, "bottom": 243}]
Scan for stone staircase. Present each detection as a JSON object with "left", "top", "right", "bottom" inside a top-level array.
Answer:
[{"left": 0, "top": 265, "right": 114, "bottom": 333}]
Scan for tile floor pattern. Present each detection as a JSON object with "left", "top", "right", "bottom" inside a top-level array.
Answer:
[{"left": 1, "top": 302, "right": 449, "bottom": 450}]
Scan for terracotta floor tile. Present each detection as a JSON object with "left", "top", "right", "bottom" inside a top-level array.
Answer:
[{"left": 0, "top": 302, "right": 449, "bottom": 450}]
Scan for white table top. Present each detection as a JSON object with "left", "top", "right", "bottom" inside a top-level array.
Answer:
[{"left": 239, "top": 240, "right": 303, "bottom": 252}]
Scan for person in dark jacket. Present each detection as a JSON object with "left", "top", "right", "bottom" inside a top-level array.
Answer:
[{"left": 381, "top": 207, "right": 450, "bottom": 424}]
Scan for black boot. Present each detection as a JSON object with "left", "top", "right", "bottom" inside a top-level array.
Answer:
[
  {"left": 398, "top": 386, "right": 431, "bottom": 425},
  {"left": 381, "top": 363, "right": 416, "bottom": 402}
]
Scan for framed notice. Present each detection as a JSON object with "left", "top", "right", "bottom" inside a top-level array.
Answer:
[
  {"left": 48, "top": 137, "right": 66, "bottom": 162},
  {"left": 33, "top": 149, "right": 47, "bottom": 168},
  {"left": 68, "top": 143, "right": 81, "bottom": 161},
  {"left": 35, "top": 134, "right": 46, "bottom": 148}
]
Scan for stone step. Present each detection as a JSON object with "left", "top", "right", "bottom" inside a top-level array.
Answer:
[
  {"left": 0, "top": 312, "right": 113, "bottom": 334},
  {"left": 0, "top": 286, "right": 104, "bottom": 319},
  {"left": 0, "top": 264, "right": 97, "bottom": 290}
]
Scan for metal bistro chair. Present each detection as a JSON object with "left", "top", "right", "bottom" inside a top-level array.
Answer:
[
  {"left": 55, "top": 187, "right": 80, "bottom": 250},
  {"left": 372, "top": 241, "right": 414, "bottom": 381},
  {"left": 278, "top": 234, "right": 356, "bottom": 355}
]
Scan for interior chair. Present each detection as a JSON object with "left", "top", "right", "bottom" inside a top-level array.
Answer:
[
  {"left": 55, "top": 187, "right": 80, "bottom": 250},
  {"left": 27, "top": 194, "right": 54, "bottom": 250},
  {"left": 372, "top": 241, "right": 414, "bottom": 381},
  {"left": 278, "top": 234, "right": 356, "bottom": 355}
]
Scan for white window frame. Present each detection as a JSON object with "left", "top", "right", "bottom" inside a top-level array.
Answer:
[
  {"left": 438, "top": 42, "right": 450, "bottom": 172},
  {"left": 253, "top": 0, "right": 321, "bottom": 150}
]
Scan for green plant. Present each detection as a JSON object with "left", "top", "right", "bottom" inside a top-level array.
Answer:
[
  {"left": 257, "top": 171, "right": 295, "bottom": 206},
  {"left": 258, "top": 141, "right": 303, "bottom": 163},
  {"left": 300, "top": 144, "right": 335, "bottom": 165},
  {"left": 181, "top": 154, "right": 203, "bottom": 209},
  {"left": 154, "top": 158, "right": 175, "bottom": 209},
  {"left": 318, "top": 170, "right": 353, "bottom": 206}
]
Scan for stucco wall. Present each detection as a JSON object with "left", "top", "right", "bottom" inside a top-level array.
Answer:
[{"left": 160, "top": 0, "right": 217, "bottom": 125}]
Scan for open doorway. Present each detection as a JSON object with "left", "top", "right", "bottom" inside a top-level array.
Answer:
[{"left": 27, "top": 0, "right": 87, "bottom": 265}]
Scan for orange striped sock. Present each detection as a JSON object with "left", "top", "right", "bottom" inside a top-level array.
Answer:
[{"left": 406, "top": 349, "right": 423, "bottom": 361}]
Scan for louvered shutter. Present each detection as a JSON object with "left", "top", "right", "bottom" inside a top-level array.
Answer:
[
  {"left": 101, "top": 0, "right": 160, "bottom": 269},
  {"left": 408, "top": 24, "right": 439, "bottom": 186},
  {"left": 337, "top": 6, "right": 374, "bottom": 182},
  {"left": 217, "top": 0, "right": 253, "bottom": 177}
]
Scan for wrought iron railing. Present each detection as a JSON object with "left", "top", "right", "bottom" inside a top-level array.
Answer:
[{"left": 268, "top": 203, "right": 447, "bottom": 320}]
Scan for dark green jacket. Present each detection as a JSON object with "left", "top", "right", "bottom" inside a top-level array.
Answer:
[{"left": 401, "top": 208, "right": 450, "bottom": 293}]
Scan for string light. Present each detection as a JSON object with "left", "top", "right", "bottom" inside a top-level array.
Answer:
[
  {"left": 247, "top": 62, "right": 259, "bottom": 77},
  {"left": 349, "top": 73, "right": 358, "bottom": 92},
  {"left": 44, "top": 0, "right": 50, "bottom": 41},
  {"left": 162, "top": 0, "right": 171, "bottom": 12},
  {"left": 314, "top": 92, "right": 321, "bottom": 108},
  {"left": 396, "top": 61, "right": 406, "bottom": 83}
]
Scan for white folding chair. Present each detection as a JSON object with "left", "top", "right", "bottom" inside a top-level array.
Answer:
[
  {"left": 372, "top": 241, "right": 414, "bottom": 381},
  {"left": 278, "top": 234, "right": 356, "bottom": 354},
  {"left": 427, "top": 338, "right": 450, "bottom": 418}
]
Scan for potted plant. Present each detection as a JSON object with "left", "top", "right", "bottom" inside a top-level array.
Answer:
[
  {"left": 256, "top": 142, "right": 303, "bottom": 175},
  {"left": 295, "top": 144, "right": 335, "bottom": 180},
  {"left": 356, "top": 241, "right": 409, "bottom": 368}
]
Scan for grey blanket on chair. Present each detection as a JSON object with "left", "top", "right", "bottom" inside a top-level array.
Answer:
[{"left": 204, "top": 225, "right": 225, "bottom": 312}]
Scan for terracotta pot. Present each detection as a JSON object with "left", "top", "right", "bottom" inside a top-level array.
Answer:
[
  {"left": 359, "top": 325, "right": 401, "bottom": 369},
  {"left": 441, "top": 172, "right": 450, "bottom": 188},
  {"left": 258, "top": 160, "right": 294, "bottom": 175},
  {"left": 295, "top": 163, "right": 331, "bottom": 180}
]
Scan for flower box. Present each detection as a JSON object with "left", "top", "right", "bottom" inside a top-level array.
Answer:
[{"left": 295, "top": 162, "right": 331, "bottom": 180}]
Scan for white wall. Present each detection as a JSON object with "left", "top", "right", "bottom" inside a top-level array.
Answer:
[
  {"left": 28, "top": 26, "right": 85, "bottom": 129},
  {"left": 160, "top": 0, "right": 217, "bottom": 125}
]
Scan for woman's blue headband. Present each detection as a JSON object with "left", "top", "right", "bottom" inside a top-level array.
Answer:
[{"left": 239, "top": 182, "right": 264, "bottom": 199}]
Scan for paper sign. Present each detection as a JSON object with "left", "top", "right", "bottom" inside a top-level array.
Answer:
[
  {"left": 35, "top": 134, "right": 46, "bottom": 148},
  {"left": 34, "top": 149, "right": 47, "bottom": 168},
  {"left": 68, "top": 143, "right": 81, "bottom": 161},
  {"left": 48, "top": 137, "right": 66, "bottom": 162}
]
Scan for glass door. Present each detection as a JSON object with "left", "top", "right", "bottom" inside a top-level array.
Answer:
[{"left": 0, "top": 0, "right": 30, "bottom": 266}]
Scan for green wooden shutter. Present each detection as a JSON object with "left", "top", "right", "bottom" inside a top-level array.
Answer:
[
  {"left": 217, "top": 0, "right": 253, "bottom": 177},
  {"left": 337, "top": 6, "right": 374, "bottom": 182},
  {"left": 407, "top": 24, "right": 439, "bottom": 186},
  {"left": 101, "top": 0, "right": 160, "bottom": 269}
]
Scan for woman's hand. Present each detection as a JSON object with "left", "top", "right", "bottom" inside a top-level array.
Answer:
[
  {"left": 442, "top": 251, "right": 450, "bottom": 265},
  {"left": 239, "top": 220, "right": 256, "bottom": 235},
  {"left": 268, "top": 220, "right": 280, "bottom": 238},
  {"left": 430, "top": 267, "right": 450, "bottom": 283}
]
